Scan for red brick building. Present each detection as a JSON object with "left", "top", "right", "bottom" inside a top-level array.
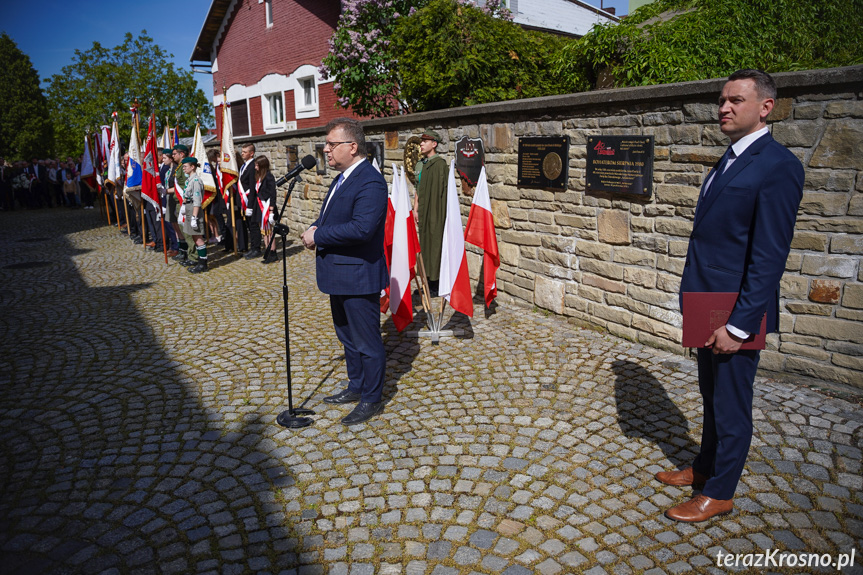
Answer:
[{"left": 191, "top": 0, "right": 354, "bottom": 139}]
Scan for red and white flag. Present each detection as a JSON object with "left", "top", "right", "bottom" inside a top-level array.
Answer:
[
  {"left": 388, "top": 165, "right": 421, "bottom": 331},
  {"left": 219, "top": 101, "right": 239, "bottom": 200},
  {"left": 141, "top": 115, "right": 161, "bottom": 210},
  {"left": 439, "top": 160, "right": 474, "bottom": 317},
  {"left": 191, "top": 122, "right": 217, "bottom": 209},
  {"left": 464, "top": 166, "right": 499, "bottom": 307},
  {"left": 80, "top": 133, "right": 98, "bottom": 191}
]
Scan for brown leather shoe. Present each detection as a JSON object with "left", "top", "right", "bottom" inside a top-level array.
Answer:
[
  {"left": 166, "top": 249, "right": 179, "bottom": 257},
  {"left": 145, "top": 241, "right": 156, "bottom": 248},
  {"left": 665, "top": 494, "right": 733, "bottom": 522},
  {"left": 655, "top": 467, "right": 708, "bottom": 487}
]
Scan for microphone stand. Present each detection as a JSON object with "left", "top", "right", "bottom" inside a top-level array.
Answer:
[{"left": 272, "top": 176, "right": 314, "bottom": 429}]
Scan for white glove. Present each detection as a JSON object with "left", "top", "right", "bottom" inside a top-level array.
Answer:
[
  {"left": 191, "top": 216, "right": 200, "bottom": 232},
  {"left": 268, "top": 213, "right": 275, "bottom": 226},
  {"left": 245, "top": 208, "right": 253, "bottom": 217}
]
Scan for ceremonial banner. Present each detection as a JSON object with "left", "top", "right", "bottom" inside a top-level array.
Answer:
[
  {"left": 161, "top": 121, "right": 171, "bottom": 151},
  {"left": 388, "top": 165, "right": 421, "bottom": 331},
  {"left": 141, "top": 115, "right": 161, "bottom": 210},
  {"left": 219, "top": 102, "right": 238, "bottom": 196},
  {"left": 125, "top": 115, "right": 143, "bottom": 197},
  {"left": 464, "top": 166, "right": 499, "bottom": 307},
  {"left": 80, "top": 134, "right": 97, "bottom": 191},
  {"left": 439, "top": 160, "right": 474, "bottom": 318},
  {"left": 106, "top": 117, "right": 122, "bottom": 186},
  {"left": 98, "top": 126, "right": 110, "bottom": 185},
  {"left": 191, "top": 122, "right": 217, "bottom": 208}
]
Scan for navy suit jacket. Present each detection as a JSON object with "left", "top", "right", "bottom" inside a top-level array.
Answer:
[
  {"left": 312, "top": 160, "right": 388, "bottom": 296},
  {"left": 680, "top": 132, "right": 803, "bottom": 335}
]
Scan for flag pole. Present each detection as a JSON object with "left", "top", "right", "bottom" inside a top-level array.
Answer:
[
  {"left": 152, "top": 102, "right": 168, "bottom": 265},
  {"left": 415, "top": 253, "right": 438, "bottom": 332},
  {"left": 132, "top": 100, "right": 146, "bottom": 250},
  {"left": 222, "top": 90, "right": 239, "bottom": 256},
  {"left": 109, "top": 113, "right": 121, "bottom": 229}
]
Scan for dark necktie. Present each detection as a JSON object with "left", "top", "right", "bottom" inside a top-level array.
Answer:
[
  {"left": 705, "top": 147, "right": 733, "bottom": 199},
  {"left": 323, "top": 174, "right": 342, "bottom": 214}
]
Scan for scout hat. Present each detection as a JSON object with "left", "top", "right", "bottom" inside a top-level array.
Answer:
[
  {"left": 420, "top": 129, "right": 441, "bottom": 143},
  {"left": 181, "top": 157, "right": 199, "bottom": 166},
  {"left": 173, "top": 144, "right": 190, "bottom": 154}
]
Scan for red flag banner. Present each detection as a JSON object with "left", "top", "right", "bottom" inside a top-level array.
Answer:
[
  {"left": 141, "top": 115, "right": 161, "bottom": 210},
  {"left": 464, "top": 166, "right": 499, "bottom": 307}
]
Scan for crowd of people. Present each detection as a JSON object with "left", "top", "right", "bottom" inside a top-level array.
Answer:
[
  {"left": 0, "top": 156, "right": 98, "bottom": 211},
  {"left": 75, "top": 141, "right": 278, "bottom": 274}
]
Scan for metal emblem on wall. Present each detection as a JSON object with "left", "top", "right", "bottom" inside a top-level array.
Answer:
[
  {"left": 585, "top": 135, "right": 654, "bottom": 196},
  {"left": 455, "top": 136, "right": 485, "bottom": 187},
  {"left": 366, "top": 141, "right": 384, "bottom": 170},
  {"left": 517, "top": 136, "right": 569, "bottom": 190},
  {"left": 403, "top": 136, "right": 422, "bottom": 186}
]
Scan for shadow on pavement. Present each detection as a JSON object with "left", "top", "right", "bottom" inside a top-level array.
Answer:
[
  {"left": 612, "top": 359, "right": 698, "bottom": 468},
  {"left": 0, "top": 210, "right": 306, "bottom": 574}
]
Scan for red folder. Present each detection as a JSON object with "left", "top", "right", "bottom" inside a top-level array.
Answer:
[{"left": 681, "top": 292, "right": 767, "bottom": 349}]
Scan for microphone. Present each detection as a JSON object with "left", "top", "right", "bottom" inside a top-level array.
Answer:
[{"left": 275, "top": 155, "right": 317, "bottom": 186}]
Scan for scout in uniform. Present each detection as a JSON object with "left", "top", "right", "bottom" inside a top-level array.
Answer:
[
  {"left": 170, "top": 144, "right": 195, "bottom": 264},
  {"left": 181, "top": 157, "right": 208, "bottom": 273}
]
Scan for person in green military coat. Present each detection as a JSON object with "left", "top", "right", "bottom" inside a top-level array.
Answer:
[
  {"left": 413, "top": 129, "right": 447, "bottom": 297},
  {"left": 181, "top": 157, "right": 208, "bottom": 274}
]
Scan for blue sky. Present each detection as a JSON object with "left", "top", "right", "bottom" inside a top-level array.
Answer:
[
  {"left": 3, "top": 0, "right": 629, "bottom": 104},
  {"left": 2, "top": 0, "right": 215, "bottom": 100}
]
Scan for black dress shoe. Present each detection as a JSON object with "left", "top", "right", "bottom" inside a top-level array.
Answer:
[
  {"left": 341, "top": 402, "right": 384, "bottom": 425},
  {"left": 323, "top": 389, "right": 362, "bottom": 404},
  {"left": 244, "top": 249, "right": 263, "bottom": 260}
]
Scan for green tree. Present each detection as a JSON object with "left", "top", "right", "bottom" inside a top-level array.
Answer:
[
  {"left": 0, "top": 33, "right": 54, "bottom": 160},
  {"left": 320, "top": 0, "right": 430, "bottom": 118},
  {"left": 555, "top": 0, "right": 863, "bottom": 88},
  {"left": 392, "top": 0, "right": 582, "bottom": 112},
  {"left": 47, "top": 31, "right": 212, "bottom": 158}
]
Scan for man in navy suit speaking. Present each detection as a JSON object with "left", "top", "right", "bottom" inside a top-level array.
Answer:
[
  {"left": 656, "top": 70, "right": 804, "bottom": 522},
  {"left": 301, "top": 118, "right": 389, "bottom": 426}
]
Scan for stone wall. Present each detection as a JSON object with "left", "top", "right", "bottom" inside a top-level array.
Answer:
[{"left": 220, "top": 66, "right": 863, "bottom": 388}]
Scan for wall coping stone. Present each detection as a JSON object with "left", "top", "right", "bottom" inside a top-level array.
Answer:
[{"left": 229, "top": 65, "right": 863, "bottom": 144}]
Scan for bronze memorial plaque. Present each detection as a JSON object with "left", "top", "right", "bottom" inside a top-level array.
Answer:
[
  {"left": 517, "top": 137, "right": 569, "bottom": 190},
  {"left": 586, "top": 135, "right": 654, "bottom": 196}
]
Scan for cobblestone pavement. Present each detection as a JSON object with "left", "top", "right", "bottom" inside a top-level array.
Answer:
[{"left": 1, "top": 209, "right": 861, "bottom": 575}]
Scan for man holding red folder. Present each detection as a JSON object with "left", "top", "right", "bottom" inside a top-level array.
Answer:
[{"left": 658, "top": 70, "right": 804, "bottom": 522}]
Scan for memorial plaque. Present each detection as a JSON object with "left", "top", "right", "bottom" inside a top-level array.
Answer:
[
  {"left": 286, "top": 145, "right": 298, "bottom": 171},
  {"left": 517, "top": 137, "right": 569, "bottom": 190},
  {"left": 314, "top": 143, "right": 327, "bottom": 175},
  {"left": 455, "top": 136, "right": 485, "bottom": 187},
  {"left": 366, "top": 140, "right": 384, "bottom": 170},
  {"left": 586, "top": 135, "right": 654, "bottom": 196}
]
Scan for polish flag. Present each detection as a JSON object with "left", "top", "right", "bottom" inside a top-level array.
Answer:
[
  {"left": 388, "top": 165, "right": 421, "bottom": 331},
  {"left": 464, "top": 166, "right": 499, "bottom": 307},
  {"left": 439, "top": 160, "right": 474, "bottom": 317}
]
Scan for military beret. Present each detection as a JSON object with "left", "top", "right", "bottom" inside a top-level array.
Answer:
[
  {"left": 173, "top": 144, "right": 190, "bottom": 154},
  {"left": 161, "top": 148, "right": 173, "bottom": 155},
  {"left": 420, "top": 129, "right": 441, "bottom": 143},
  {"left": 181, "top": 157, "right": 199, "bottom": 166}
]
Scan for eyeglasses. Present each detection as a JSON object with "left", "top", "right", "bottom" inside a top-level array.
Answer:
[{"left": 323, "top": 141, "right": 354, "bottom": 150}]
